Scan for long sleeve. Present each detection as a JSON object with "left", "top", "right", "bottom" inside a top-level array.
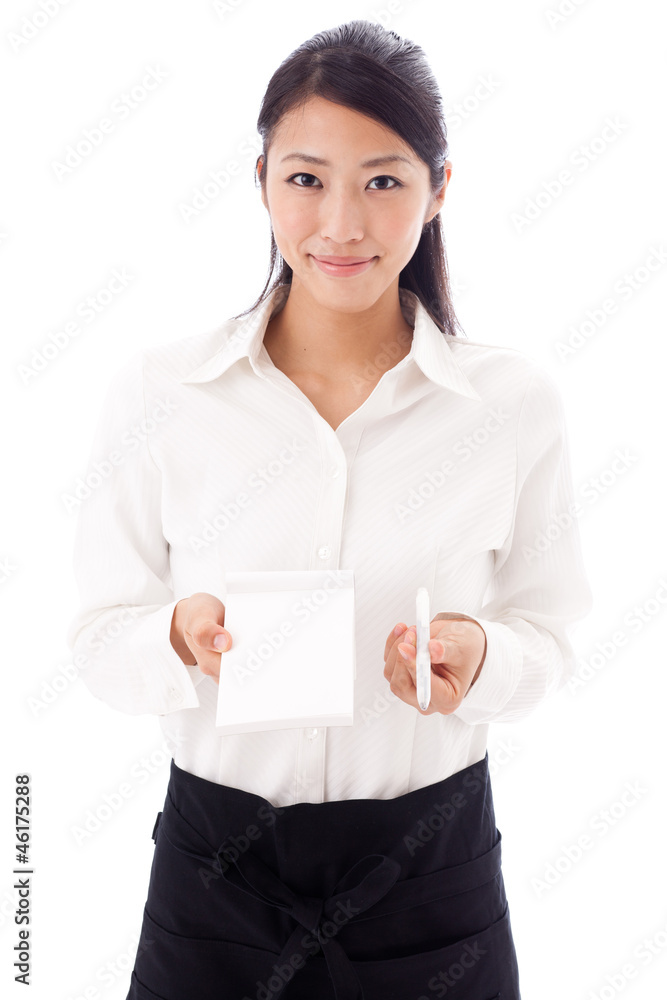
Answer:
[
  {"left": 62, "top": 283, "right": 596, "bottom": 799},
  {"left": 65, "top": 350, "right": 205, "bottom": 715},
  {"left": 452, "top": 363, "right": 594, "bottom": 725}
]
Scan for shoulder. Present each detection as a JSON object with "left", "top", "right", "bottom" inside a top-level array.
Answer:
[
  {"left": 445, "top": 333, "right": 561, "bottom": 411},
  {"left": 141, "top": 322, "right": 234, "bottom": 382},
  {"left": 104, "top": 320, "right": 237, "bottom": 398}
]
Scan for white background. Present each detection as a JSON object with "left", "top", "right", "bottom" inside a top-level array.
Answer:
[{"left": 1, "top": 1, "right": 666, "bottom": 998}]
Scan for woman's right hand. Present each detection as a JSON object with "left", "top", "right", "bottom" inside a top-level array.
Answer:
[{"left": 170, "top": 592, "right": 232, "bottom": 685}]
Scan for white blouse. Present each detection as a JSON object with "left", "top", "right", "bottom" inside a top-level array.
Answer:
[{"left": 66, "top": 283, "right": 593, "bottom": 808}]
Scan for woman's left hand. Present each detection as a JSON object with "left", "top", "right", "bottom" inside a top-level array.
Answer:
[{"left": 383, "top": 612, "right": 487, "bottom": 715}]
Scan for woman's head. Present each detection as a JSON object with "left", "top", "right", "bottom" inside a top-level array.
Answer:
[{"left": 235, "top": 19, "right": 463, "bottom": 336}]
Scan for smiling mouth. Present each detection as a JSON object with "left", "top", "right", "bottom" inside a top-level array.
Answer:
[
  {"left": 310, "top": 255, "right": 378, "bottom": 276},
  {"left": 312, "top": 256, "right": 376, "bottom": 265}
]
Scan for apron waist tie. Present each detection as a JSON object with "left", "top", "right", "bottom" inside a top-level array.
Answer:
[
  {"left": 222, "top": 846, "right": 399, "bottom": 1000},
  {"left": 153, "top": 807, "right": 502, "bottom": 1000}
]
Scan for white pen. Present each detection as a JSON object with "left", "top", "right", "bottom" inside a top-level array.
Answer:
[{"left": 415, "top": 586, "right": 431, "bottom": 711}]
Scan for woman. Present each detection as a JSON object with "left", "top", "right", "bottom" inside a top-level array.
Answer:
[{"left": 67, "top": 19, "right": 593, "bottom": 1000}]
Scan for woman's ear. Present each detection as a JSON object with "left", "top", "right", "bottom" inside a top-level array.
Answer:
[
  {"left": 257, "top": 156, "right": 269, "bottom": 212},
  {"left": 424, "top": 160, "right": 452, "bottom": 226}
]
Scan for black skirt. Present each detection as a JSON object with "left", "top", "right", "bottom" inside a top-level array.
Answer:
[{"left": 126, "top": 750, "right": 521, "bottom": 999}]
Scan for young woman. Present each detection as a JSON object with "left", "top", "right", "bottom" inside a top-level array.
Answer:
[{"left": 68, "top": 19, "right": 593, "bottom": 1000}]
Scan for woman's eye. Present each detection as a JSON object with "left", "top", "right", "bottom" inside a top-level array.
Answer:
[
  {"left": 367, "top": 176, "right": 401, "bottom": 190},
  {"left": 288, "top": 173, "right": 321, "bottom": 188},
  {"left": 287, "top": 173, "right": 402, "bottom": 190}
]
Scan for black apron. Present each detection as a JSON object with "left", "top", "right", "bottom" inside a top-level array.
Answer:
[{"left": 125, "top": 750, "right": 521, "bottom": 999}]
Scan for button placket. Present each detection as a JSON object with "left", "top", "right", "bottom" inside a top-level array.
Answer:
[
  {"left": 310, "top": 418, "right": 352, "bottom": 570},
  {"left": 296, "top": 728, "right": 325, "bottom": 802}
]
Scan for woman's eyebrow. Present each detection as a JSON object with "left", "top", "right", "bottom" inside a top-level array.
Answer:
[{"left": 279, "top": 152, "right": 415, "bottom": 169}]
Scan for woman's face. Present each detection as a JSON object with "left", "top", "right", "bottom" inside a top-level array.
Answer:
[{"left": 259, "top": 95, "right": 449, "bottom": 311}]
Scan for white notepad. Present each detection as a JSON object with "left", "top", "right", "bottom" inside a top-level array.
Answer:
[{"left": 215, "top": 569, "right": 356, "bottom": 735}]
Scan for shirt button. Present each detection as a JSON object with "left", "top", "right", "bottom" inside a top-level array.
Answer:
[
  {"left": 306, "top": 728, "right": 319, "bottom": 740},
  {"left": 317, "top": 546, "right": 331, "bottom": 559},
  {"left": 330, "top": 465, "right": 340, "bottom": 478}
]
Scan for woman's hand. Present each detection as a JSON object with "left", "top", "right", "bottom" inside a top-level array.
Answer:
[
  {"left": 170, "top": 592, "right": 233, "bottom": 684},
  {"left": 383, "top": 612, "right": 487, "bottom": 715}
]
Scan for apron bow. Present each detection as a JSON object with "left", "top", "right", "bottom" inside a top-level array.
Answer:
[{"left": 219, "top": 844, "right": 401, "bottom": 999}]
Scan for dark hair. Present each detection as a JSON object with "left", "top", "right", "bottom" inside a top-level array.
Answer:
[{"left": 232, "top": 18, "right": 464, "bottom": 337}]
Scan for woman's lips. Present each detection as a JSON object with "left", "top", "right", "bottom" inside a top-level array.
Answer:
[{"left": 311, "top": 255, "right": 377, "bottom": 277}]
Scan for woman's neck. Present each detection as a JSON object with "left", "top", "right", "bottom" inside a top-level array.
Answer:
[{"left": 262, "top": 281, "right": 414, "bottom": 380}]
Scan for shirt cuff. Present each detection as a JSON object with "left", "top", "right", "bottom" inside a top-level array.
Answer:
[
  {"left": 453, "top": 616, "right": 524, "bottom": 725},
  {"left": 132, "top": 600, "right": 206, "bottom": 715}
]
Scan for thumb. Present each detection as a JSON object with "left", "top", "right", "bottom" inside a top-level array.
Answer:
[
  {"left": 212, "top": 628, "right": 232, "bottom": 651},
  {"left": 190, "top": 619, "right": 230, "bottom": 651},
  {"left": 431, "top": 638, "right": 447, "bottom": 661}
]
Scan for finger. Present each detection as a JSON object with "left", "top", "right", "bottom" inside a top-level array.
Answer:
[
  {"left": 383, "top": 625, "right": 413, "bottom": 684},
  {"left": 429, "top": 642, "right": 469, "bottom": 677},
  {"left": 190, "top": 618, "right": 232, "bottom": 652},
  {"left": 429, "top": 637, "right": 448, "bottom": 663},
  {"left": 397, "top": 640, "right": 415, "bottom": 663},
  {"left": 383, "top": 626, "right": 411, "bottom": 682},
  {"left": 390, "top": 634, "right": 440, "bottom": 716},
  {"left": 397, "top": 630, "right": 462, "bottom": 712},
  {"left": 212, "top": 630, "right": 231, "bottom": 651},
  {"left": 384, "top": 623, "right": 407, "bottom": 662},
  {"left": 394, "top": 650, "right": 462, "bottom": 716},
  {"left": 396, "top": 627, "right": 416, "bottom": 669},
  {"left": 430, "top": 622, "right": 471, "bottom": 664},
  {"left": 426, "top": 634, "right": 474, "bottom": 707}
]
